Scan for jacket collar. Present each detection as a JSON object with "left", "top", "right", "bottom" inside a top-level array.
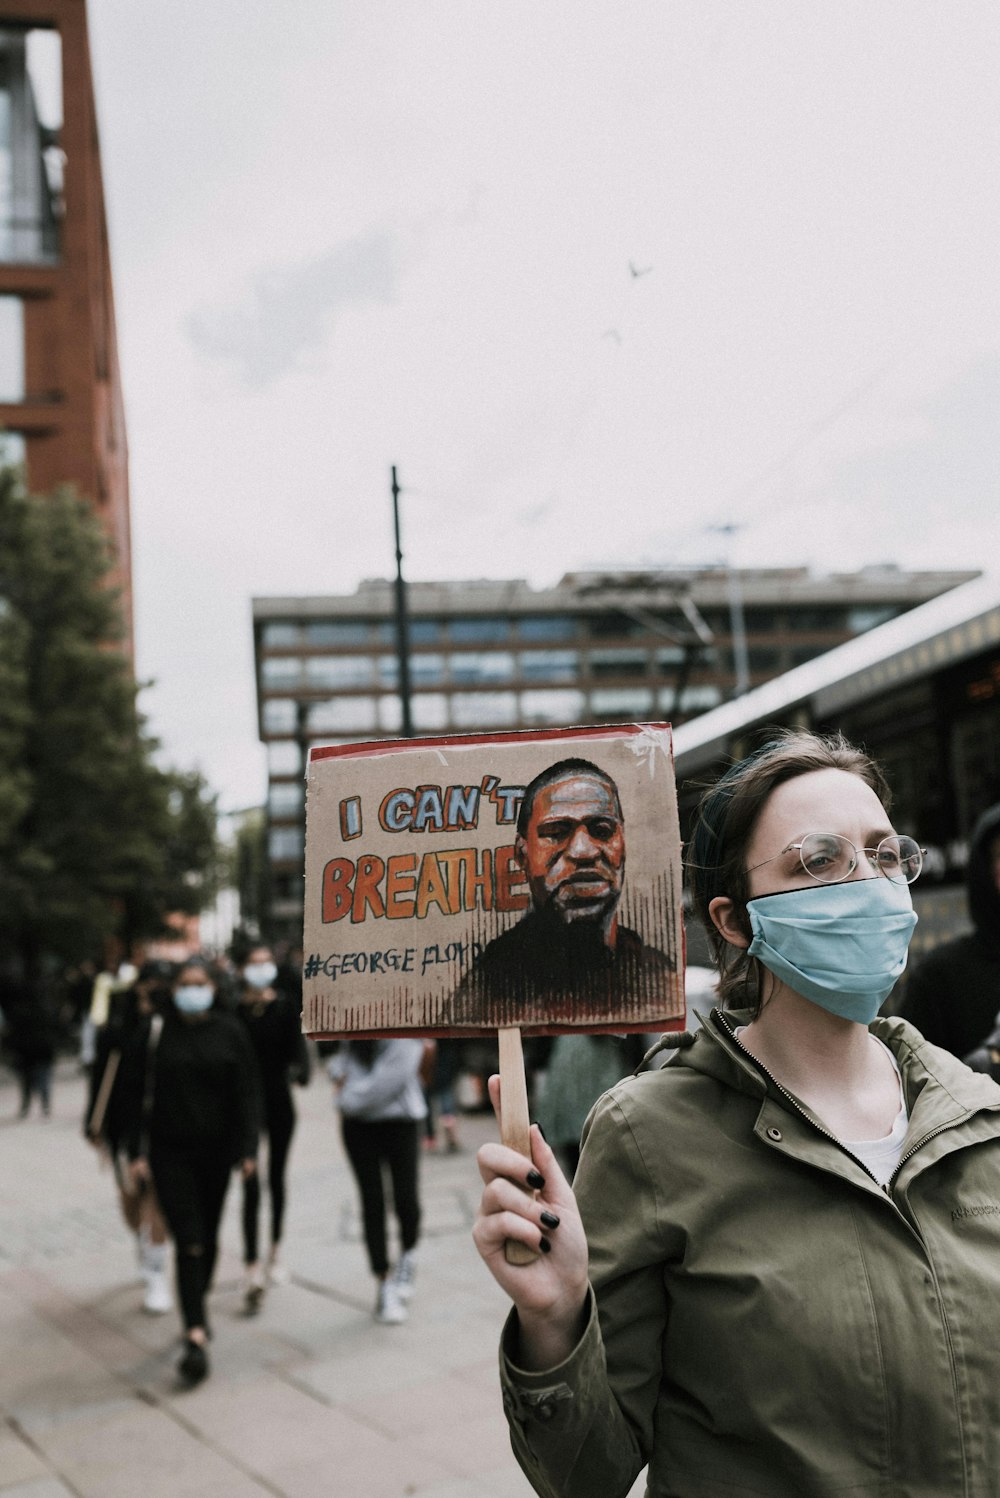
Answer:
[{"left": 679, "top": 1005, "right": 1000, "bottom": 1144}]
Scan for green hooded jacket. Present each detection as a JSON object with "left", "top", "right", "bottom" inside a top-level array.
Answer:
[{"left": 499, "top": 1010, "right": 1000, "bottom": 1497}]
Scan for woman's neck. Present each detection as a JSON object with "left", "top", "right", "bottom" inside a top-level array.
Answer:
[
  {"left": 738, "top": 988, "right": 902, "bottom": 1141},
  {"left": 738, "top": 987, "right": 874, "bottom": 1091}
]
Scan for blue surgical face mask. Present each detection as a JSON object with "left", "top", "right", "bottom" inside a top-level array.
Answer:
[
  {"left": 173, "top": 984, "right": 214, "bottom": 1015},
  {"left": 746, "top": 876, "right": 918, "bottom": 1025},
  {"left": 244, "top": 961, "right": 277, "bottom": 990}
]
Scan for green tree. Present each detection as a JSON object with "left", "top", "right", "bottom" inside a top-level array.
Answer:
[
  {"left": 227, "top": 807, "right": 269, "bottom": 949},
  {"left": 0, "top": 471, "right": 219, "bottom": 975}
]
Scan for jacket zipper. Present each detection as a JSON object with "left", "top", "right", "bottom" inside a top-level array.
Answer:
[
  {"left": 711, "top": 1010, "right": 888, "bottom": 1192},
  {"left": 888, "top": 1121, "right": 960, "bottom": 1188}
]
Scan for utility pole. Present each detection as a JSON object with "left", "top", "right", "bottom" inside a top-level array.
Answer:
[{"left": 391, "top": 465, "right": 414, "bottom": 738}]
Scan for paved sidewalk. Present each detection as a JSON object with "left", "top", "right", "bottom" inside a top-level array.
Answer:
[{"left": 0, "top": 1060, "right": 646, "bottom": 1498}]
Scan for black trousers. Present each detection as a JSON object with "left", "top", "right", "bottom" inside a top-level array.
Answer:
[
  {"left": 242, "top": 1088, "right": 296, "bottom": 1264},
  {"left": 340, "top": 1116, "right": 421, "bottom": 1278},
  {"left": 151, "top": 1142, "right": 231, "bottom": 1332}
]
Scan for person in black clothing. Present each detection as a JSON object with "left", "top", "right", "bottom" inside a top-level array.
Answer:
[
  {"left": 275, "top": 943, "right": 304, "bottom": 1016},
  {"left": 123, "top": 959, "right": 259, "bottom": 1387},
  {"left": 84, "top": 961, "right": 174, "bottom": 1314},
  {"left": 2, "top": 978, "right": 57, "bottom": 1118},
  {"left": 898, "top": 803, "right": 1000, "bottom": 1059},
  {"left": 236, "top": 944, "right": 310, "bottom": 1311},
  {"left": 452, "top": 759, "right": 674, "bottom": 1025}
]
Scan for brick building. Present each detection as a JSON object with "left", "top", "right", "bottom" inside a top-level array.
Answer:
[
  {"left": 253, "top": 564, "right": 977, "bottom": 936},
  {"left": 0, "top": 1, "right": 131, "bottom": 645}
]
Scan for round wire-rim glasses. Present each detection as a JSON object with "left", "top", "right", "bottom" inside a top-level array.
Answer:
[{"left": 747, "top": 832, "right": 925, "bottom": 885}]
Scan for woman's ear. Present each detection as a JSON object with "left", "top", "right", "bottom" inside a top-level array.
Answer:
[{"left": 708, "top": 896, "right": 750, "bottom": 950}]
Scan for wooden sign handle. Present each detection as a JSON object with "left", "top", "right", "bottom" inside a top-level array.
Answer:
[
  {"left": 498, "top": 1026, "right": 540, "bottom": 1266},
  {"left": 86, "top": 1048, "right": 121, "bottom": 1140}
]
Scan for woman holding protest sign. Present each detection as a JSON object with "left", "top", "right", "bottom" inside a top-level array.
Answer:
[{"left": 473, "top": 730, "right": 1000, "bottom": 1497}]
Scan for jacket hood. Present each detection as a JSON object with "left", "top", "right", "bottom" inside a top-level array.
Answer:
[{"left": 966, "top": 802, "right": 1000, "bottom": 947}]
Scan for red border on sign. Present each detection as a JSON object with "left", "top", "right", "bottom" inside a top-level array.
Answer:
[{"left": 309, "top": 721, "right": 670, "bottom": 764}]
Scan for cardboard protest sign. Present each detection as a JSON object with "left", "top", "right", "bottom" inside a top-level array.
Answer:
[{"left": 302, "top": 723, "right": 685, "bottom": 1039}]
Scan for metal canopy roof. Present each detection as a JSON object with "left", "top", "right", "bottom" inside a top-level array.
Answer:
[{"left": 672, "top": 573, "right": 1000, "bottom": 777}]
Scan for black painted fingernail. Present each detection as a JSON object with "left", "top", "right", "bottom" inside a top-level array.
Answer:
[
  {"left": 538, "top": 1236, "right": 552, "bottom": 1254},
  {"left": 540, "top": 1210, "right": 560, "bottom": 1229},
  {"left": 534, "top": 1121, "right": 547, "bottom": 1140},
  {"left": 527, "top": 1169, "right": 545, "bottom": 1189}
]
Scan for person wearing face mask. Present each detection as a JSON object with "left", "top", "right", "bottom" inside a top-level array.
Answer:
[
  {"left": 235, "top": 944, "right": 310, "bottom": 1311},
  {"left": 123, "top": 960, "right": 260, "bottom": 1387},
  {"left": 472, "top": 730, "right": 1000, "bottom": 1498}
]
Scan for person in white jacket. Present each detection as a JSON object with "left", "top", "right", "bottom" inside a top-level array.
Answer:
[{"left": 329, "top": 1038, "right": 427, "bottom": 1323}]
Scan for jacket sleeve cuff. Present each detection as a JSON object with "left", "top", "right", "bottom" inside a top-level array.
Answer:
[
  {"left": 498, "top": 1287, "right": 641, "bottom": 1497},
  {"left": 499, "top": 1285, "right": 602, "bottom": 1426}
]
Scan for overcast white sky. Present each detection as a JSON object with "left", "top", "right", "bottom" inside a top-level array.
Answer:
[{"left": 86, "top": 1, "right": 1000, "bottom": 813}]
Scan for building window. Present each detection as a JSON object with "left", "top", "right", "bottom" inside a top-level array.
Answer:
[
  {"left": 665, "top": 684, "right": 723, "bottom": 712},
  {"left": 0, "top": 427, "right": 24, "bottom": 468},
  {"left": 589, "top": 649, "right": 650, "bottom": 679},
  {"left": 847, "top": 605, "right": 897, "bottom": 633},
  {"left": 377, "top": 695, "right": 402, "bottom": 733},
  {"left": 305, "top": 655, "right": 374, "bottom": 689},
  {"left": 520, "top": 689, "right": 586, "bottom": 725},
  {"left": 261, "top": 656, "right": 303, "bottom": 688},
  {"left": 449, "top": 650, "right": 515, "bottom": 685},
  {"left": 412, "top": 693, "right": 449, "bottom": 731},
  {"left": 409, "top": 619, "right": 441, "bottom": 645},
  {"left": 789, "top": 644, "right": 824, "bottom": 667},
  {"left": 262, "top": 698, "right": 298, "bottom": 734},
  {"left": 587, "top": 612, "right": 645, "bottom": 639},
  {"left": 792, "top": 607, "right": 845, "bottom": 631},
  {"left": 0, "top": 295, "right": 24, "bottom": 400},
  {"left": 267, "top": 741, "right": 302, "bottom": 776},
  {"left": 748, "top": 646, "right": 781, "bottom": 672},
  {"left": 590, "top": 688, "right": 653, "bottom": 716},
  {"left": 516, "top": 615, "right": 576, "bottom": 642},
  {"left": 261, "top": 621, "right": 301, "bottom": 648},
  {"left": 654, "top": 646, "right": 687, "bottom": 669},
  {"left": 268, "top": 782, "right": 304, "bottom": 818},
  {"left": 377, "top": 654, "right": 399, "bottom": 688},
  {"left": 743, "top": 609, "right": 784, "bottom": 632},
  {"left": 451, "top": 691, "right": 518, "bottom": 728},
  {"left": 411, "top": 652, "right": 446, "bottom": 687},
  {"left": 304, "top": 620, "right": 373, "bottom": 647},
  {"left": 519, "top": 649, "right": 578, "bottom": 684},
  {"left": 270, "top": 874, "right": 300, "bottom": 903},
  {"left": 0, "top": 28, "right": 62, "bottom": 263},
  {"left": 447, "top": 617, "right": 508, "bottom": 645},
  {"left": 308, "top": 697, "right": 377, "bottom": 734},
  {"left": 269, "top": 826, "right": 304, "bottom": 861}
]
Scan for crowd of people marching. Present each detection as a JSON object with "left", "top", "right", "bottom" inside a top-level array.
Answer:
[{"left": 0, "top": 941, "right": 471, "bottom": 1388}]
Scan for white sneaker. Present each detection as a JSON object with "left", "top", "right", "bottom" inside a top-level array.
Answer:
[
  {"left": 143, "top": 1268, "right": 173, "bottom": 1315},
  {"left": 136, "top": 1229, "right": 151, "bottom": 1284},
  {"left": 267, "top": 1251, "right": 290, "bottom": 1286},
  {"left": 392, "top": 1249, "right": 417, "bottom": 1302},
  {"left": 375, "top": 1278, "right": 408, "bottom": 1324}
]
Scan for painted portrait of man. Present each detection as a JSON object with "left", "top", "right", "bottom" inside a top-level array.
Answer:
[{"left": 451, "top": 757, "right": 675, "bottom": 1022}]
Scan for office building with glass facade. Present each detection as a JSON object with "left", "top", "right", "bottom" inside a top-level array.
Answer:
[{"left": 253, "top": 565, "right": 977, "bottom": 934}]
